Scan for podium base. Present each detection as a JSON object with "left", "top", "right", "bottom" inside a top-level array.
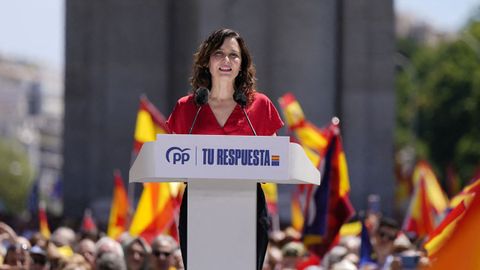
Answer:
[{"left": 188, "top": 180, "right": 256, "bottom": 270}]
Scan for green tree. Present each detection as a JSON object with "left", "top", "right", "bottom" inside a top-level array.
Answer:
[
  {"left": 0, "top": 137, "right": 35, "bottom": 213},
  {"left": 396, "top": 20, "right": 480, "bottom": 184}
]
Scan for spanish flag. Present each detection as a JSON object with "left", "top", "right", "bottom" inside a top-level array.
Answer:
[
  {"left": 279, "top": 93, "right": 354, "bottom": 257},
  {"left": 262, "top": 183, "right": 278, "bottom": 215},
  {"left": 278, "top": 93, "right": 329, "bottom": 167},
  {"left": 425, "top": 178, "right": 480, "bottom": 257},
  {"left": 107, "top": 169, "right": 129, "bottom": 240},
  {"left": 130, "top": 95, "right": 180, "bottom": 242},
  {"left": 38, "top": 201, "right": 50, "bottom": 239},
  {"left": 291, "top": 185, "right": 304, "bottom": 232},
  {"left": 129, "top": 182, "right": 177, "bottom": 243},
  {"left": 403, "top": 161, "right": 448, "bottom": 239},
  {"left": 133, "top": 95, "right": 169, "bottom": 156},
  {"left": 429, "top": 192, "right": 480, "bottom": 269},
  {"left": 449, "top": 177, "right": 480, "bottom": 209}
]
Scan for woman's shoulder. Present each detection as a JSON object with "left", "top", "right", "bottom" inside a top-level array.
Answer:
[
  {"left": 249, "top": 91, "right": 284, "bottom": 135},
  {"left": 176, "top": 94, "right": 195, "bottom": 105},
  {"left": 252, "top": 91, "right": 272, "bottom": 103},
  {"left": 251, "top": 91, "right": 276, "bottom": 107}
]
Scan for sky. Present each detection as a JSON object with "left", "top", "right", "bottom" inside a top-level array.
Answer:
[
  {"left": 0, "top": 1, "right": 478, "bottom": 70},
  {"left": 0, "top": 1, "right": 64, "bottom": 70},
  {"left": 395, "top": 0, "right": 479, "bottom": 32}
]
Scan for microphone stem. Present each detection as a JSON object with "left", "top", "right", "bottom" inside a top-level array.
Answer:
[
  {"left": 189, "top": 106, "right": 202, "bottom": 134},
  {"left": 242, "top": 108, "right": 257, "bottom": 136}
]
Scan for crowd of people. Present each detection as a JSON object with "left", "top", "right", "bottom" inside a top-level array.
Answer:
[
  {"left": 0, "top": 211, "right": 433, "bottom": 270},
  {"left": 262, "top": 215, "right": 431, "bottom": 270},
  {"left": 0, "top": 221, "right": 182, "bottom": 270}
]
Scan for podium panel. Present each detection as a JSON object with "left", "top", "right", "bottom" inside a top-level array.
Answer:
[
  {"left": 129, "top": 135, "right": 320, "bottom": 270},
  {"left": 188, "top": 181, "right": 256, "bottom": 270}
]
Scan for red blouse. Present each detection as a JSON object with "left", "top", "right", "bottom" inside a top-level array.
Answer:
[{"left": 167, "top": 92, "right": 284, "bottom": 136}]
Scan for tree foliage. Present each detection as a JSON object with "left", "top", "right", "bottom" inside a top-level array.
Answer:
[
  {"left": 396, "top": 20, "right": 480, "bottom": 184},
  {"left": 0, "top": 137, "right": 34, "bottom": 214}
]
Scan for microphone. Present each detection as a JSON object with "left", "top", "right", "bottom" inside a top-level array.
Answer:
[
  {"left": 194, "top": 87, "right": 210, "bottom": 106},
  {"left": 189, "top": 87, "right": 209, "bottom": 134},
  {"left": 233, "top": 90, "right": 257, "bottom": 136}
]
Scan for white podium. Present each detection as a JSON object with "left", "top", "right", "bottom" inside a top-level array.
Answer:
[{"left": 130, "top": 134, "right": 320, "bottom": 270}]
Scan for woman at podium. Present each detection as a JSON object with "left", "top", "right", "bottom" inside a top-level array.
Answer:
[{"left": 167, "top": 28, "right": 284, "bottom": 270}]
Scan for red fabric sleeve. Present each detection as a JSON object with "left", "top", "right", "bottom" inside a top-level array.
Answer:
[
  {"left": 166, "top": 95, "right": 195, "bottom": 134},
  {"left": 249, "top": 93, "right": 284, "bottom": 136}
]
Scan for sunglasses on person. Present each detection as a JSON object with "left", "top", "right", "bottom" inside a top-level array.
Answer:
[
  {"left": 152, "top": 250, "right": 171, "bottom": 257},
  {"left": 378, "top": 230, "right": 397, "bottom": 241}
]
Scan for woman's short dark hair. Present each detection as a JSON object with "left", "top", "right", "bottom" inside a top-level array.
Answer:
[{"left": 190, "top": 28, "right": 257, "bottom": 105}]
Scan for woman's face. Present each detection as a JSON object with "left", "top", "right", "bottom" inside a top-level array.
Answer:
[
  {"left": 126, "top": 242, "right": 146, "bottom": 270},
  {"left": 208, "top": 37, "right": 242, "bottom": 84}
]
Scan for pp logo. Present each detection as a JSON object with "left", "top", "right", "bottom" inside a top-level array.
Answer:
[{"left": 166, "top": 147, "right": 191, "bottom": 164}]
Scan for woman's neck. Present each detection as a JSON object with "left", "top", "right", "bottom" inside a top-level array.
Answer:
[{"left": 210, "top": 80, "right": 235, "bottom": 101}]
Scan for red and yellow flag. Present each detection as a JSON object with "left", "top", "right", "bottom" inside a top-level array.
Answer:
[
  {"left": 424, "top": 199, "right": 468, "bottom": 257},
  {"left": 38, "top": 201, "right": 51, "bottom": 239},
  {"left": 429, "top": 192, "right": 480, "bottom": 269},
  {"left": 425, "top": 178, "right": 480, "bottom": 256},
  {"left": 291, "top": 185, "right": 304, "bottom": 232},
  {"left": 279, "top": 93, "right": 354, "bottom": 257},
  {"left": 262, "top": 183, "right": 278, "bottom": 215},
  {"left": 129, "top": 182, "right": 177, "bottom": 243},
  {"left": 403, "top": 161, "right": 448, "bottom": 238},
  {"left": 130, "top": 95, "right": 181, "bottom": 242},
  {"left": 449, "top": 177, "right": 480, "bottom": 209},
  {"left": 278, "top": 93, "right": 329, "bottom": 167},
  {"left": 133, "top": 95, "right": 169, "bottom": 156},
  {"left": 107, "top": 170, "right": 129, "bottom": 240}
]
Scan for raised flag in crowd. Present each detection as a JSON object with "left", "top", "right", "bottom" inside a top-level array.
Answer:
[
  {"left": 80, "top": 208, "right": 97, "bottom": 235},
  {"left": 129, "top": 95, "right": 180, "bottom": 243},
  {"left": 425, "top": 177, "right": 480, "bottom": 257},
  {"left": 428, "top": 186, "right": 480, "bottom": 270},
  {"left": 132, "top": 95, "right": 170, "bottom": 156},
  {"left": 302, "top": 124, "right": 355, "bottom": 257},
  {"left": 278, "top": 93, "right": 354, "bottom": 258},
  {"left": 129, "top": 182, "right": 177, "bottom": 243},
  {"left": 403, "top": 160, "right": 448, "bottom": 239},
  {"left": 38, "top": 201, "right": 51, "bottom": 239},
  {"left": 291, "top": 185, "right": 305, "bottom": 232},
  {"left": 107, "top": 169, "right": 129, "bottom": 240}
]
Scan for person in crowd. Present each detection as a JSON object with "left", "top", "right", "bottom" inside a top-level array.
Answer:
[
  {"left": 262, "top": 246, "right": 282, "bottom": 270},
  {"left": 96, "top": 252, "right": 126, "bottom": 270},
  {"left": 2, "top": 242, "right": 30, "bottom": 269},
  {"left": 148, "top": 235, "right": 176, "bottom": 270},
  {"left": 51, "top": 227, "right": 75, "bottom": 258},
  {"left": 59, "top": 253, "right": 91, "bottom": 270},
  {"left": 94, "top": 236, "right": 124, "bottom": 260},
  {"left": 281, "top": 241, "right": 306, "bottom": 270},
  {"left": 167, "top": 28, "right": 283, "bottom": 270},
  {"left": 372, "top": 217, "right": 400, "bottom": 267},
  {"left": 171, "top": 249, "right": 184, "bottom": 270},
  {"left": 321, "top": 245, "right": 348, "bottom": 269},
  {"left": 123, "top": 237, "right": 150, "bottom": 270},
  {"left": 29, "top": 245, "right": 49, "bottom": 270},
  {"left": 29, "top": 233, "right": 48, "bottom": 250},
  {"left": 75, "top": 238, "right": 96, "bottom": 269}
]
